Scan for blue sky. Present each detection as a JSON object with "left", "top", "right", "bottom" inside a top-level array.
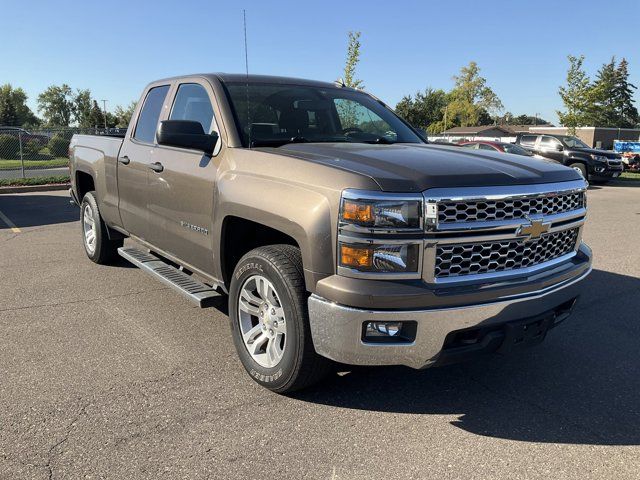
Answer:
[{"left": 2, "top": 0, "right": 639, "bottom": 124}]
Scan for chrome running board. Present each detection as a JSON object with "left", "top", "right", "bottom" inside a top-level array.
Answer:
[{"left": 118, "top": 247, "right": 222, "bottom": 307}]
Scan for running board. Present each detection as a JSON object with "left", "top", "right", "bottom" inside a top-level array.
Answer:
[{"left": 118, "top": 247, "right": 222, "bottom": 308}]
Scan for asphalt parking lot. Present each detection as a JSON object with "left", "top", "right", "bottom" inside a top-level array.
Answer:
[{"left": 1, "top": 185, "right": 639, "bottom": 479}]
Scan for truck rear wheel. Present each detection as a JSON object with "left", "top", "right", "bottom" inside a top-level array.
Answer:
[
  {"left": 80, "top": 191, "right": 123, "bottom": 264},
  {"left": 229, "top": 245, "right": 331, "bottom": 393}
]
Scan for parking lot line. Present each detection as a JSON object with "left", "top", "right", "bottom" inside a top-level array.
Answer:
[{"left": 0, "top": 207, "right": 21, "bottom": 233}]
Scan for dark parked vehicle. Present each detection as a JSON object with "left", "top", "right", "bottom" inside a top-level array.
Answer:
[
  {"left": 0, "top": 126, "right": 49, "bottom": 147},
  {"left": 515, "top": 133, "right": 623, "bottom": 182},
  {"left": 69, "top": 74, "right": 592, "bottom": 392},
  {"left": 459, "top": 140, "right": 542, "bottom": 158}
]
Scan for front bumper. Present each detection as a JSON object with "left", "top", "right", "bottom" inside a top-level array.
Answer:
[{"left": 308, "top": 246, "right": 592, "bottom": 369}]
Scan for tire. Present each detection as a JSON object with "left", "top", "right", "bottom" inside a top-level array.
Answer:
[
  {"left": 229, "top": 245, "right": 331, "bottom": 393},
  {"left": 569, "top": 162, "right": 588, "bottom": 181},
  {"left": 80, "top": 191, "right": 123, "bottom": 264}
]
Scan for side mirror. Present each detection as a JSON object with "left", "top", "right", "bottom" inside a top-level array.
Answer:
[{"left": 157, "top": 120, "right": 218, "bottom": 155}]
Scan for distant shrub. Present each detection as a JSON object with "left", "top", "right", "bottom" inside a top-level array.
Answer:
[
  {"left": 23, "top": 139, "right": 43, "bottom": 159},
  {"left": 0, "top": 134, "right": 20, "bottom": 159},
  {"left": 48, "top": 135, "right": 70, "bottom": 157}
]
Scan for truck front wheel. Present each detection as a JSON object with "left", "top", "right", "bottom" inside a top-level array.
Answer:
[
  {"left": 229, "top": 245, "right": 331, "bottom": 393},
  {"left": 80, "top": 191, "right": 123, "bottom": 264}
]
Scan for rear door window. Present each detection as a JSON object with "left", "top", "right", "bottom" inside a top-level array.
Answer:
[
  {"left": 479, "top": 143, "right": 496, "bottom": 151},
  {"left": 170, "top": 83, "right": 216, "bottom": 134},
  {"left": 133, "top": 85, "right": 170, "bottom": 144},
  {"left": 520, "top": 135, "right": 537, "bottom": 146}
]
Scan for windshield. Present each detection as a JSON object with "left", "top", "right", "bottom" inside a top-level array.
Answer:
[
  {"left": 224, "top": 82, "right": 423, "bottom": 147},
  {"left": 561, "top": 136, "right": 589, "bottom": 148},
  {"left": 502, "top": 143, "right": 532, "bottom": 156}
]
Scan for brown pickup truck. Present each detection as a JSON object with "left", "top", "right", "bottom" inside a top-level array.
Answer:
[{"left": 69, "top": 74, "right": 592, "bottom": 392}]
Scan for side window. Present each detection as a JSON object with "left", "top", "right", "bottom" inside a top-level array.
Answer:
[
  {"left": 133, "top": 85, "right": 170, "bottom": 144},
  {"left": 520, "top": 135, "right": 537, "bottom": 146},
  {"left": 461, "top": 143, "right": 478, "bottom": 149},
  {"left": 478, "top": 143, "right": 496, "bottom": 151},
  {"left": 170, "top": 83, "right": 215, "bottom": 134},
  {"left": 540, "top": 136, "right": 561, "bottom": 148}
]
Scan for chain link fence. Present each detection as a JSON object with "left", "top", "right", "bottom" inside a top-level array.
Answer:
[{"left": 0, "top": 126, "right": 126, "bottom": 180}]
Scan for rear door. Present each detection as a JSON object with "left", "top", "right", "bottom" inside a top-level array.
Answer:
[
  {"left": 117, "top": 84, "right": 171, "bottom": 239},
  {"left": 146, "top": 80, "right": 221, "bottom": 275}
]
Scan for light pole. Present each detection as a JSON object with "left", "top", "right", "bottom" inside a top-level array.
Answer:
[{"left": 101, "top": 99, "right": 108, "bottom": 129}]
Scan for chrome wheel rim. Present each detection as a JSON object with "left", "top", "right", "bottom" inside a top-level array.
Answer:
[
  {"left": 238, "top": 275, "right": 287, "bottom": 368},
  {"left": 82, "top": 204, "right": 97, "bottom": 255},
  {"left": 573, "top": 166, "right": 585, "bottom": 178}
]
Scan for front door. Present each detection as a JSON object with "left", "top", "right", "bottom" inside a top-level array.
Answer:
[
  {"left": 146, "top": 81, "right": 220, "bottom": 275},
  {"left": 117, "top": 84, "right": 171, "bottom": 240},
  {"left": 537, "top": 136, "right": 565, "bottom": 162}
]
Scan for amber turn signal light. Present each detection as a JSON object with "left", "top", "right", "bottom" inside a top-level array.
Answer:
[
  {"left": 342, "top": 200, "right": 374, "bottom": 225},
  {"left": 340, "top": 244, "right": 372, "bottom": 269}
]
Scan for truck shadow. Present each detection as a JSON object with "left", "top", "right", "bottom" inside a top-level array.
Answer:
[
  {"left": 294, "top": 269, "right": 640, "bottom": 446},
  {"left": 0, "top": 194, "right": 78, "bottom": 229}
]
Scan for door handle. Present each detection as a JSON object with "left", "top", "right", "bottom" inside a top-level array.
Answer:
[
  {"left": 118, "top": 155, "right": 130, "bottom": 165},
  {"left": 148, "top": 162, "right": 164, "bottom": 173}
]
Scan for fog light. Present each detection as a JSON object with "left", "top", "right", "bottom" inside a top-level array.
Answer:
[
  {"left": 366, "top": 321, "right": 403, "bottom": 337},
  {"left": 595, "top": 166, "right": 605, "bottom": 173},
  {"left": 362, "top": 321, "right": 417, "bottom": 344}
]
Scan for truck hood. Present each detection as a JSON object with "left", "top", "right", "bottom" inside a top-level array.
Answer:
[
  {"left": 270, "top": 143, "right": 580, "bottom": 192},
  {"left": 571, "top": 147, "right": 620, "bottom": 159}
]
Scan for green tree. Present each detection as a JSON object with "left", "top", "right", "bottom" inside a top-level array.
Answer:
[
  {"left": 395, "top": 88, "right": 447, "bottom": 130},
  {"left": 446, "top": 62, "right": 503, "bottom": 127},
  {"left": 557, "top": 55, "right": 591, "bottom": 134},
  {"left": 0, "top": 95, "right": 18, "bottom": 126},
  {"left": 499, "top": 113, "right": 550, "bottom": 125},
  {"left": 0, "top": 84, "right": 40, "bottom": 127},
  {"left": 342, "top": 31, "right": 364, "bottom": 89},
  {"left": 587, "top": 57, "right": 619, "bottom": 126},
  {"left": 614, "top": 58, "right": 638, "bottom": 128},
  {"left": 89, "top": 100, "right": 106, "bottom": 127},
  {"left": 74, "top": 89, "right": 94, "bottom": 127},
  {"left": 114, "top": 101, "right": 136, "bottom": 128},
  {"left": 37, "top": 84, "right": 74, "bottom": 127}
]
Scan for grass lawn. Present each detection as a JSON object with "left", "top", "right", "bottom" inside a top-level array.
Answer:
[
  {"left": 620, "top": 171, "right": 640, "bottom": 181},
  {"left": 0, "top": 158, "right": 69, "bottom": 170},
  {"left": 0, "top": 175, "right": 70, "bottom": 187}
]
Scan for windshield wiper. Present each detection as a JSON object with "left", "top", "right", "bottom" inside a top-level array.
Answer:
[
  {"left": 250, "top": 136, "right": 310, "bottom": 148},
  {"left": 359, "top": 135, "right": 395, "bottom": 145}
]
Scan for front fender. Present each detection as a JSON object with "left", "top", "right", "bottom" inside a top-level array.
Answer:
[{"left": 214, "top": 173, "right": 337, "bottom": 289}]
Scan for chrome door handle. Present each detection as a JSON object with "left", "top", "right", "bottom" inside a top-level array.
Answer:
[
  {"left": 118, "top": 155, "right": 130, "bottom": 165},
  {"left": 148, "top": 162, "right": 164, "bottom": 173}
]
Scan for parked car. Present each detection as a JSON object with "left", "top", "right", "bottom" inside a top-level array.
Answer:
[
  {"left": 69, "top": 74, "right": 592, "bottom": 393},
  {"left": 459, "top": 140, "right": 548, "bottom": 159},
  {"left": 0, "top": 126, "right": 49, "bottom": 147},
  {"left": 515, "top": 133, "right": 623, "bottom": 182}
]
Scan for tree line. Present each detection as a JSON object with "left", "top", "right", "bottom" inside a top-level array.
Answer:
[
  {"left": 0, "top": 83, "right": 136, "bottom": 129},
  {"left": 342, "top": 33, "right": 637, "bottom": 134}
]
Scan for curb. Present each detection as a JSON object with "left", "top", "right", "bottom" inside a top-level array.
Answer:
[{"left": 0, "top": 183, "right": 71, "bottom": 195}]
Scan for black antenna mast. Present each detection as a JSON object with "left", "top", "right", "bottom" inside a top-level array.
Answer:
[{"left": 243, "top": 10, "right": 251, "bottom": 147}]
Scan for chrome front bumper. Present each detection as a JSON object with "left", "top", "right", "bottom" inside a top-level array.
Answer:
[{"left": 308, "top": 258, "right": 591, "bottom": 369}]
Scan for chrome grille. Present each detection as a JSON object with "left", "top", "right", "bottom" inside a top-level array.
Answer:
[
  {"left": 435, "top": 228, "right": 579, "bottom": 278},
  {"left": 438, "top": 191, "right": 585, "bottom": 223}
]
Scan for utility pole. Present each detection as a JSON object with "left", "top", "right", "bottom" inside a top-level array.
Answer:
[
  {"left": 101, "top": 99, "right": 108, "bottom": 129},
  {"left": 443, "top": 105, "right": 448, "bottom": 137},
  {"left": 534, "top": 113, "right": 539, "bottom": 126}
]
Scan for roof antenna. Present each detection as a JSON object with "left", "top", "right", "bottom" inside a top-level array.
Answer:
[{"left": 243, "top": 9, "right": 252, "bottom": 148}]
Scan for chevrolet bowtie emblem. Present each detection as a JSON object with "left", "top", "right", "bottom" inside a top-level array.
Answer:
[{"left": 517, "top": 216, "right": 550, "bottom": 241}]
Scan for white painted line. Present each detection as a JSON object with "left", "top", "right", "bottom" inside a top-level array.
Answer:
[{"left": 0, "top": 208, "right": 20, "bottom": 233}]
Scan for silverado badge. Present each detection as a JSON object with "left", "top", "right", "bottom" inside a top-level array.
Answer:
[{"left": 517, "top": 216, "right": 550, "bottom": 242}]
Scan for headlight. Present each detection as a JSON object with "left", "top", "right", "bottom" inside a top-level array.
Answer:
[
  {"left": 339, "top": 242, "right": 421, "bottom": 274},
  {"left": 590, "top": 154, "right": 607, "bottom": 162},
  {"left": 340, "top": 190, "right": 422, "bottom": 231}
]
